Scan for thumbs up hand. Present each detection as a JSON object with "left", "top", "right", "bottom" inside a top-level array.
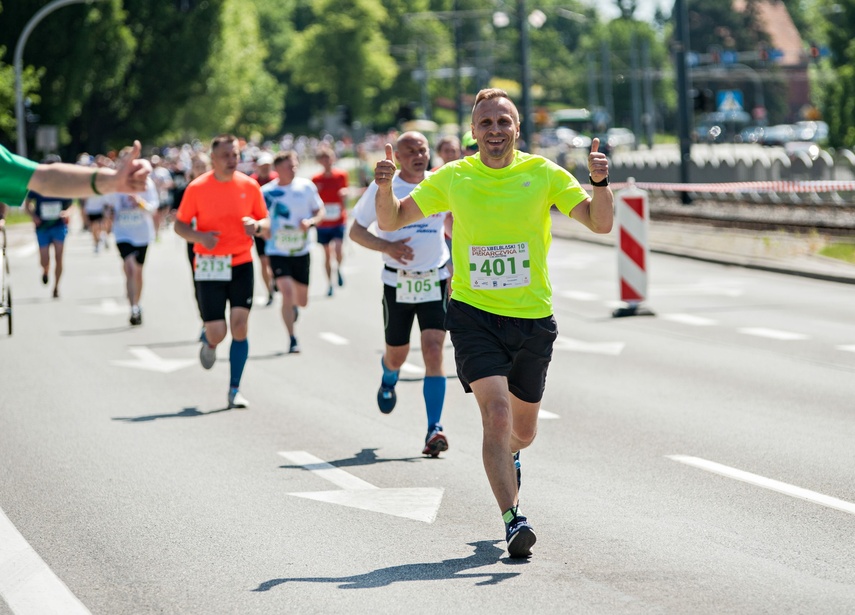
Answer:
[
  {"left": 588, "top": 137, "right": 609, "bottom": 185},
  {"left": 374, "top": 143, "right": 397, "bottom": 188}
]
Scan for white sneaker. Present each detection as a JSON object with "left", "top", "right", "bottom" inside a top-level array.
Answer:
[
  {"left": 199, "top": 343, "right": 216, "bottom": 369},
  {"left": 228, "top": 388, "right": 249, "bottom": 409}
]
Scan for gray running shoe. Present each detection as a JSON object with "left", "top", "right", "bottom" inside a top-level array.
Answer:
[
  {"left": 199, "top": 343, "right": 216, "bottom": 369},
  {"left": 228, "top": 388, "right": 249, "bottom": 409}
]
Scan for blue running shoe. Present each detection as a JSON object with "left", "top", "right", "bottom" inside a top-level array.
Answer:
[
  {"left": 377, "top": 384, "right": 396, "bottom": 414},
  {"left": 505, "top": 513, "right": 536, "bottom": 558}
]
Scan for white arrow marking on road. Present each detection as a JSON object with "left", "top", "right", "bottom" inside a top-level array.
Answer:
[
  {"left": 558, "top": 290, "right": 599, "bottom": 302},
  {"left": 81, "top": 298, "right": 128, "bottom": 316},
  {"left": 538, "top": 409, "right": 560, "bottom": 419},
  {"left": 554, "top": 337, "right": 625, "bottom": 356},
  {"left": 0, "top": 506, "right": 91, "bottom": 615},
  {"left": 667, "top": 455, "right": 855, "bottom": 516},
  {"left": 110, "top": 347, "right": 197, "bottom": 373},
  {"left": 279, "top": 451, "right": 443, "bottom": 523},
  {"left": 319, "top": 332, "right": 349, "bottom": 346}
]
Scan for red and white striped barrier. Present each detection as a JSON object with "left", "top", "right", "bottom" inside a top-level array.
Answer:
[{"left": 614, "top": 181, "right": 654, "bottom": 317}]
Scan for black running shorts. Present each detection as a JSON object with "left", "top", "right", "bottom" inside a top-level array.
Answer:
[
  {"left": 117, "top": 242, "right": 148, "bottom": 265},
  {"left": 382, "top": 279, "right": 448, "bottom": 347},
  {"left": 196, "top": 261, "right": 254, "bottom": 322},
  {"left": 269, "top": 254, "right": 311, "bottom": 285},
  {"left": 444, "top": 298, "right": 557, "bottom": 403}
]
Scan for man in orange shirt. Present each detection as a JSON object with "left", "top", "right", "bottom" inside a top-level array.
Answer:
[
  {"left": 311, "top": 144, "right": 349, "bottom": 296},
  {"left": 174, "top": 134, "right": 269, "bottom": 409}
]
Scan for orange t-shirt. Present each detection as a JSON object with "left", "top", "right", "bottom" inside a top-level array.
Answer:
[{"left": 176, "top": 171, "right": 267, "bottom": 266}]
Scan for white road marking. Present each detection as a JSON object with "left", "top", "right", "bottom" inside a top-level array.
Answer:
[
  {"left": 554, "top": 337, "right": 625, "bottom": 355},
  {"left": 660, "top": 313, "right": 717, "bottom": 326},
  {"left": 667, "top": 455, "right": 855, "bottom": 516},
  {"left": 836, "top": 345, "right": 855, "bottom": 353},
  {"left": 81, "top": 298, "right": 127, "bottom": 316},
  {"left": 558, "top": 290, "right": 599, "bottom": 301},
  {"left": 319, "top": 332, "right": 349, "bottom": 346},
  {"left": 738, "top": 327, "right": 809, "bottom": 341},
  {"left": 0, "top": 507, "right": 91, "bottom": 615},
  {"left": 650, "top": 283, "right": 744, "bottom": 298},
  {"left": 10, "top": 242, "right": 37, "bottom": 259},
  {"left": 400, "top": 362, "right": 423, "bottom": 374},
  {"left": 538, "top": 409, "right": 560, "bottom": 419},
  {"left": 279, "top": 451, "right": 443, "bottom": 523},
  {"left": 110, "top": 347, "right": 196, "bottom": 373}
]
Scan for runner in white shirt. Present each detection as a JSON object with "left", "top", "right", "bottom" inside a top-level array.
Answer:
[
  {"left": 349, "top": 131, "right": 451, "bottom": 456},
  {"left": 112, "top": 171, "right": 158, "bottom": 325},
  {"left": 262, "top": 151, "right": 325, "bottom": 353}
]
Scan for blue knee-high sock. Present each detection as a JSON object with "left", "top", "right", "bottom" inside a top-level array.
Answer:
[
  {"left": 229, "top": 338, "right": 249, "bottom": 389},
  {"left": 423, "top": 376, "right": 446, "bottom": 430},
  {"left": 381, "top": 356, "right": 399, "bottom": 387}
]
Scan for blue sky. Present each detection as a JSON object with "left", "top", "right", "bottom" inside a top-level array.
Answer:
[{"left": 584, "top": 0, "right": 674, "bottom": 22}]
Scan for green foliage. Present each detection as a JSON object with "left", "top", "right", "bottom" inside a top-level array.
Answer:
[
  {"left": 288, "top": 0, "right": 397, "bottom": 120},
  {"left": 0, "top": 46, "right": 43, "bottom": 144}
]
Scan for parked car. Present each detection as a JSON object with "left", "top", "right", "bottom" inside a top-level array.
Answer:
[
  {"left": 793, "top": 120, "right": 829, "bottom": 143},
  {"left": 736, "top": 126, "right": 765, "bottom": 144},
  {"left": 760, "top": 124, "right": 796, "bottom": 146},
  {"left": 605, "top": 127, "right": 636, "bottom": 150}
]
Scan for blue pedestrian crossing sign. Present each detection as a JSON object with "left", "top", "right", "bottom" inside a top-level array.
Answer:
[{"left": 717, "top": 90, "right": 744, "bottom": 112}]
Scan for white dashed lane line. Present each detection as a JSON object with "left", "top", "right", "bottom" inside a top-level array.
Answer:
[
  {"left": 667, "top": 455, "right": 855, "bottom": 516},
  {"left": 737, "top": 327, "right": 809, "bottom": 341},
  {"left": 659, "top": 313, "right": 718, "bottom": 326},
  {"left": 319, "top": 332, "right": 349, "bottom": 346}
]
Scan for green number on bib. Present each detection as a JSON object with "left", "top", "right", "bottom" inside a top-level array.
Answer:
[{"left": 480, "top": 260, "right": 492, "bottom": 276}]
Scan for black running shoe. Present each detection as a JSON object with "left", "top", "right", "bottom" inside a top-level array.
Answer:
[
  {"left": 377, "top": 384, "right": 396, "bottom": 414},
  {"left": 505, "top": 513, "right": 536, "bottom": 558}
]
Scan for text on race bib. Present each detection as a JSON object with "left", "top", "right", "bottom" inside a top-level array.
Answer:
[
  {"left": 117, "top": 209, "right": 145, "bottom": 226},
  {"left": 323, "top": 204, "right": 342, "bottom": 221},
  {"left": 469, "top": 243, "right": 530, "bottom": 289},
  {"left": 396, "top": 268, "right": 441, "bottom": 304},
  {"left": 40, "top": 202, "right": 62, "bottom": 221},
  {"left": 273, "top": 227, "right": 307, "bottom": 254},
  {"left": 194, "top": 254, "right": 232, "bottom": 281}
]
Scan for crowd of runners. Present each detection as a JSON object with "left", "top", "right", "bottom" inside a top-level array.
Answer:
[{"left": 3, "top": 89, "right": 614, "bottom": 559}]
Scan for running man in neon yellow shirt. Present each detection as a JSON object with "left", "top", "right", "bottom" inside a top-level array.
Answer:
[{"left": 374, "top": 88, "right": 614, "bottom": 558}]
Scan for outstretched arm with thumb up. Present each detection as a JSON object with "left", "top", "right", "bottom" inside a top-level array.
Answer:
[{"left": 374, "top": 142, "right": 426, "bottom": 232}]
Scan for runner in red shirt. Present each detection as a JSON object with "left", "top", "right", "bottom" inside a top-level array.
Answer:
[{"left": 311, "top": 144, "right": 349, "bottom": 296}]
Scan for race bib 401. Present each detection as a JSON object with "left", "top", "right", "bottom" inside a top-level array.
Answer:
[{"left": 469, "top": 243, "right": 530, "bottom": 289}]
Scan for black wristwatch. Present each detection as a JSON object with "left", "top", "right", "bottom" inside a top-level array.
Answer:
[{"left": 589, "top": 175, "right": 610, "bottom": 187}]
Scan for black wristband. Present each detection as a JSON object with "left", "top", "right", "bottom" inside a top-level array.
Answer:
[{"left": 589, "top": 175, "right": 609, "bottom": 187}]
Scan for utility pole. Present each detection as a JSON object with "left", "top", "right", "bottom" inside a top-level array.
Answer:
[
  {"left": 15, "top": 0, "right": 107, "bottom": 157},
  {"left": 518, "top": 0, "right": 533, "bottom": 150},
  {"left": 674, "top": 0, "right": 693, "bottom": 204}
]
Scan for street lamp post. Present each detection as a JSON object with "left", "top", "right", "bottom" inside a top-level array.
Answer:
[
  {"left": 14, "top": 0, "right": 107, "bottom": 157},
  {"left": 518, "top": 0, "right": 534, "bottom": 148}
]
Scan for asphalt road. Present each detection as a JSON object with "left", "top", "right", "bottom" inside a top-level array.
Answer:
[{"left": 1, "top": 216, "right": 854, "bottom": 614}]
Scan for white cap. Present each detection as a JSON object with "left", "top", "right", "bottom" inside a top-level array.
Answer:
[{"left": 256, "top": 153, "right": 274, "bottom": 166}]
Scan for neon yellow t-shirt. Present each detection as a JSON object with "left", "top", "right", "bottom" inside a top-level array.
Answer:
[{"left": 411, "top": 150, "right": 588, "bottom": 318}]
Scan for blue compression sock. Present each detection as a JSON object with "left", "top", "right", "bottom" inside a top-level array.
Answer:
[
  {"left": 381, "top": 356, "right": 399, "bottom": 388},
  {"left": 229, "top": 338, "right": 249, "bottom": 389},
  {"left": 423, "top": 376, "right": 446, "bottom": 430}
]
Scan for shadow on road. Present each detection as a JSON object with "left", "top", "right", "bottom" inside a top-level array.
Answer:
[
  {"left": 112, "top": 406, "right": 232, "bottom": 422},
  {"left": 279, "top": 448, "right": 423, "bottom": 471},
  {"left": 253, "top": 540, "right": 521, "bottom": 591},
  {"left": 60, "top": 325, "right": 132, "bottom": 336}
]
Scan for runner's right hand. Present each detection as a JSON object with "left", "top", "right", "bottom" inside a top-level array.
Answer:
[
  {"left": 374, "top": 144, "right": 396, "bottom": 188},
  {"left": 385, "top": 237, "right": 413, "bottom": 264},
  {"left": 198, "top": 230, "right": 221, "bottom": 250}
]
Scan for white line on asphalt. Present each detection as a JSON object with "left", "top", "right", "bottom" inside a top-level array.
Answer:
[
  {"left": 279, "top": 451, "right": 375, "bottom": 490},
  {"left": 319, "top": 332, "right": 349, "bottom": 346},
  {"left": 558, "top": 290, "right": 599, "bottom": 301},
  {"left": 737, "top": 327, "right": 809, "bottom": 341},
  {"left": 660, "top": 313, "right": 717, "bottom": 326},
  {"left": 836, "top": 344, "right": 855, "bottom": 353},
  {"left": 10, "top": 243, "right": 37, "bottom": 259},
  {"left": 0, "top": 507, "right": 91, "bottom": 615},
  {"left": 667, "top": 455, "right": 855, "bottom": 516},
  {"left": 400, "top": 362, "right": 423, "bottom": 374},
  {"left": 538, "top": 409, "right": 560, "bottom": 419}
]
